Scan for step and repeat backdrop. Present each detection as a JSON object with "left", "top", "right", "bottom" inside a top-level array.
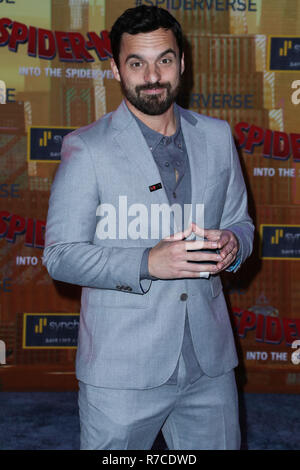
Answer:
[{"left": 0, "top": 0, "right": 300, "bottom": 392}]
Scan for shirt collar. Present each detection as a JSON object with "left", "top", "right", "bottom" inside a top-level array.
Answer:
[{"left": 127, "top": 103, "right": 183, "bottom": 152}]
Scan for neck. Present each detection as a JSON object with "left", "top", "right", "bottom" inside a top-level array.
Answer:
[{"left": 125, "top": 99, "right": 177, "bottom": 136}]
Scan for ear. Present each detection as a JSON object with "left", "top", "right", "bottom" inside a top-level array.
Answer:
[
  {"left": 180, "top": 52, "right": 185, "bottom": 75},
  {"left": 110, "top": 58, "right": 121, "bottom": 82}
]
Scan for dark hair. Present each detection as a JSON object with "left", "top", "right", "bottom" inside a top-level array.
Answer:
[{"left": 109, "top": 5, "right": 183, "bottom": 68}]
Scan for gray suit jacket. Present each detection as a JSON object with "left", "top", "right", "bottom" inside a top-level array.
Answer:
[{"left": 43, "top": 101, "right": 254, "bottom": 389}]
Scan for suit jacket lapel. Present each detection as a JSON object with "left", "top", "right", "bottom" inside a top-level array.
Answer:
[
  {"left": 112, "top": 101, "right": 170, "bottom": 206},
  {"left": 180, "top": 106, "right": 208, "bottom": 229}
]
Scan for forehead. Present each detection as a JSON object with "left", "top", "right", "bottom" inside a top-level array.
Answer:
[{"left": 119, "top": 28, "right": 178, "bottom": 59}]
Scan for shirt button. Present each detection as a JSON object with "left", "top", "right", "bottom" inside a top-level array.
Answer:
[
  {"left": 173, "top": 191, "right": 177, "bottom": 198},
  {"left": 180, "top": 293, "right": 188, "bottom": 301},
  {"left": 176, "top": 161, "right": 181, "bottom": 166},
  {"left": 178, "top": 143, "right": 182, "bottom": 149},
  {"left": 164, "top": 161, "right": 170, "bottom": 167}
]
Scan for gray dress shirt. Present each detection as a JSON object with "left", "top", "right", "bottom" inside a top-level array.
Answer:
[{"left": 131, "top": 105, "right": 203, "bottom": 384}]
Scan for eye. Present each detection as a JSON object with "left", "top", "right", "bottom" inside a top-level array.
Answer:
[
  {"left": 160, "top": 57, "right": 173, "bottom": 65},
  {"left": 129, "top": 61, "right": 143, "bottom": 68}
]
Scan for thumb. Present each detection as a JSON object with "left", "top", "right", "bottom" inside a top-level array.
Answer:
[{"left": 202, "top": 228, "right": 222, "bottom": 242}]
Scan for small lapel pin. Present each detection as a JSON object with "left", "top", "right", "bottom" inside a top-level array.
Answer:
[{"left": 149, "top": 182, "right": 162, "bottom": 192}]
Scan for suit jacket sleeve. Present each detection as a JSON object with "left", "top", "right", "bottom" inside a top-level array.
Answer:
[
  {"left": 219, "top": 122, "right": 254, "bottom": 269},
  {"left": 43, "top": 132, "right": 151, "bottom": 294}
]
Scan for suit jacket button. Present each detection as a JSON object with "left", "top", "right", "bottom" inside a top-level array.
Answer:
[{"left": 180, "top": 293, "right": 188, "bottom": 301}]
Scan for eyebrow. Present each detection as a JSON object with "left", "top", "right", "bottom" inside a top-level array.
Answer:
[{"left": 125, "top": 48, "right": 177, "bottom": 64}]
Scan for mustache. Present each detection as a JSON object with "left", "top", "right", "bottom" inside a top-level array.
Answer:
[{"left": 135, "top": 82, "right": 171, "bottom": 93}]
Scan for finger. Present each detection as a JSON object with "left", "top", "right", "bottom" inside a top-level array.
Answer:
[
  {"left": 181, "top": 261, "right": 218, "bottom": 273},
  {"left": 217, "top": 233, "right": 232, "bottom": 251},
  {"left": 191, "top": 223, "right": 221, "bottom": 241},
  {"left": 186, "top": 251, "right": 222, "bottom": 263},
  {"left": 202, "top": 228, "right": 222, "bottom": 241},
  {"left": 184, "top": 239, "right": 219, "bottom": 250},
  {"left": 219, "top": 240, "right": 238, "bottom": 259},
  {"left": 191, "top": 223, "right": 205, "bottom": 239},
  {"left": 164, "top": 223, "right": 193, "bottom": 242},
  {"left": 180, "top": 265, "right": 218, "bottom": 277},
  {"left": 215, "top": 252, "right": 236, "bottom": 271}
]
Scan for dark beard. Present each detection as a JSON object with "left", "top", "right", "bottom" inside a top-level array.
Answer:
[{"left": 120, "top": 79, "right": 181, "bottom": 116}]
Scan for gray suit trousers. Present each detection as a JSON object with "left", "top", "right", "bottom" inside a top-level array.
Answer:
[{"left": 78, "top": 355, "right": 240, "bottom": 450}]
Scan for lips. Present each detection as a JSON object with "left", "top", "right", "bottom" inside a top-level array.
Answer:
[
  {"left": 141, "top": 88, "right": 165, "bottom": 95},
  {"left": 137, "top": 82, "right": 169, "bottom": 94}
]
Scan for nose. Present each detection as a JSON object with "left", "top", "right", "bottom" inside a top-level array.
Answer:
[{"left": 144, "top": 63, "right": 161, "bottom": 84}]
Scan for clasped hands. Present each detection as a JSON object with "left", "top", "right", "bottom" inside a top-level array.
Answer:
[{"left": 148, "top": 222, "right": 239, "bottom": 280}]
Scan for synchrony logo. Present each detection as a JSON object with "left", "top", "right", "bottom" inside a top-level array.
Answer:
[{"left": 23, "top": 314, "right": 80, "bottom": 349}]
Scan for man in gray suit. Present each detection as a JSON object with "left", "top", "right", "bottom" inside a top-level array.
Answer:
[{"left": 43, "top": 5, "right": 254, "bottom": 450}]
